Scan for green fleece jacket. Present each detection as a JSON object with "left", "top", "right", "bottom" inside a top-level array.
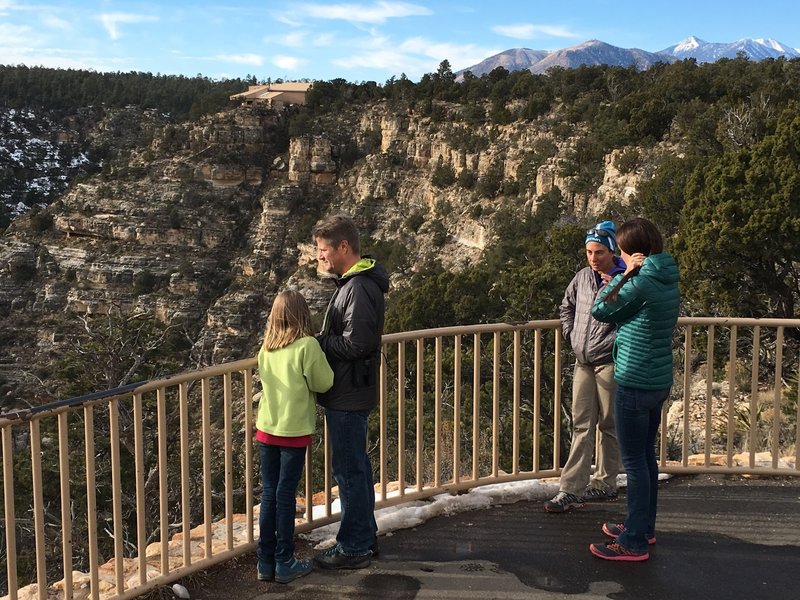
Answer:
[
  {"left": 591, "top": 253, "right": 680, "bottom": 390},
  {"left": 257, "top": 336, "right": 334, "bottom": 437}
]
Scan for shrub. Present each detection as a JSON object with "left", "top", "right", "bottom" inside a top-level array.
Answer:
[
  {"left": 431, "top": 157, "right": 456, "bottom": 188},
  {"left": 133, "top": 269, "right": 157, "bottom": 296},
  {"left": 614, "top": 148, "right": 641, "bottom": 174}
]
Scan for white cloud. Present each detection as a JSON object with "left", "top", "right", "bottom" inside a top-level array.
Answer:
[
  {"left": 98, "top": 12, "right": 158, "bottom": 40},
  {"left": 273, "top": 55, "right": 305, "bottom": 70},
  {"left": 329, "top": 32, "right": 499, "bottom": 78},
  {"left": 216, "top": 53, "right": 264, "bottom": 66},
  {"left": 297, "top": 1, "right": 432, "bottom": 24},
  {"left": 41, "top": 14, "right": 72, "bottom": 31},
  {"left": 266, "top": 31, "right": 307, "bottom": 47},
  {"left": 312, "top": 32, "right": 336, "bottom": 46},
  {"left": 398, "top": 37, "right": 501, "bottom": 70},
  {"left": 0, "top": 22, "right": 36, "bottom": 46},
  {"left": 492, "top": 23, "right": 580, "bottom": 40},
  {"left": 332, "top": 48, "right": 423, "bottom": 73}
]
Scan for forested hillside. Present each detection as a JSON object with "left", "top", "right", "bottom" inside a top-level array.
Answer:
[
  {"left": 0, "top": 65, "right": 252, "bottom": 118},
  {"left": 1, "top": 57, "right": 799, "bottom": 409}
]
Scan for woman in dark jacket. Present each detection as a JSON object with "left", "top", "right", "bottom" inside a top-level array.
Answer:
[{"left": 589, "top": 217, "right": 680, "bottom": 561}]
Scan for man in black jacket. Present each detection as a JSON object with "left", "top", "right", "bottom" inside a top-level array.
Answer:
[{"left": 311, "top": 214, "right": 389, "bottom": 570}]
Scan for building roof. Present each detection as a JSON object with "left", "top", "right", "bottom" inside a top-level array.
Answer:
[{"left": 229, "top": 82, "right": 312, "bottom": 100}]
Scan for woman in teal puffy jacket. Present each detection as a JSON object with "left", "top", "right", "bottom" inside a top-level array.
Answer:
[{"left": 588, "top": 218, "right": 680, "bottom": 561}]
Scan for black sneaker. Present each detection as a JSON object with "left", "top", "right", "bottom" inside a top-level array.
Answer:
[
  {"left": 369, "top": 541, "right": 379, "bottom": 557},
  {"left": 543, "top": 491, "right": 585, "bottom": 513},
  {"left": 313, "top": 545, "right": 371, "bottom": 570},
  {"left": 584, "top": 487, "right": 619, "bottom": 502}
]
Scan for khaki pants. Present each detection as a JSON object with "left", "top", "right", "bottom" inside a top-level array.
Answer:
[{"left": 558, "top": 362, "right": 620, "bottom": 495}]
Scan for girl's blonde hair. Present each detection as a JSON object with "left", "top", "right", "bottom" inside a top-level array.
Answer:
[{"left": 261, "top": 290, "right": 313, "bottom": 352}]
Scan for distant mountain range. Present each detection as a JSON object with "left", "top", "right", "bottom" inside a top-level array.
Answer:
[{"left": 457, "top": 36, "right": 800, "bottom": 78}]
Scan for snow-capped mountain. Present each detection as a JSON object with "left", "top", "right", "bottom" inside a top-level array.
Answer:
[
  {"left": 660, "top": 36, "right": 800, "bottom": 61},
  {"left": 457, "top": 36, "right": 799, "bottom": 79}
]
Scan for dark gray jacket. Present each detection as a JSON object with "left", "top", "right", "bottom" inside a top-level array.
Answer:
[
  {"left": 559, "top": 259, "right": 624, "bottom": 366},
  {"left": 317, "top": 258, "right": 389, "bottom": 411}
]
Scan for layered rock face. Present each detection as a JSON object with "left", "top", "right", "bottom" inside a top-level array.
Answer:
[{"left": 0, "top": 100, "right": 659, "bottom": 407}]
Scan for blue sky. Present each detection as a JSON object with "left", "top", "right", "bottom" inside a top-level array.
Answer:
[{"left": 2, "top": 0, "right": 799, "bottom": 83}]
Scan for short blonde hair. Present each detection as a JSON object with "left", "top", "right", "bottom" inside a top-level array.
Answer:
[{"left": 261, "top": 290, "right": 313, "bottom": 352}]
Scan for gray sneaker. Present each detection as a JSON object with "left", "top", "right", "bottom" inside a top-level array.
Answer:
[
  {"left": 543, "top": 491, "right": 585, "bottom": 513},
  {"left": 584, "top": 487, "right": 619, "bottom": 502},
  {"left": 313, "top": 545, "right": 371, "bottom": 570}
]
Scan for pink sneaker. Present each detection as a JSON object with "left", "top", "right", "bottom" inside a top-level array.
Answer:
[
  {"left": 602, "top": 522, "right": 656, "bottom": 545},
  {"left": 589, "top": 540, "right": 649, "bottom": 562}
]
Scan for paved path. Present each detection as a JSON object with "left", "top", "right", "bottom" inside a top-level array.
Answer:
[{"left": 187, "top": 474, "right": 800, "bottom": 600}]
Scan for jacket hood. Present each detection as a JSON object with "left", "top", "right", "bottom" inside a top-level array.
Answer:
[
  {"left": 640, "top": 252, "right": 679, "bottom": 285},
  {"left": 341, "top": 257, "right": 390, "bottom": 293}
]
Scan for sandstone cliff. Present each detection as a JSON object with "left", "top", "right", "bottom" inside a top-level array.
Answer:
[{"left": 0, "top": 99, "right": 666, "bottom": 408}]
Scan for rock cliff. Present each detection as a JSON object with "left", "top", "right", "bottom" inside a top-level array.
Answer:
[{"left": 0, "top": 99, "right": 666, "bottom": 408}]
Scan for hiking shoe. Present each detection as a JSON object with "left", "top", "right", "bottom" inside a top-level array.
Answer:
[
  {"left": 589, "top": 540, "right": 649, "bottom": 562},
  {"left": 543, "top": 491, "right": 585, "bottom": 513},
  {"left": 274, "top": 557, "right": 313, "bottom": 584},
  {"left": 313, "top": 545, "right": 371, "bottom": 570},
  {"left": 584, "top": 487, "right": 619, "bottom": 502},
  {"left": 257, "top": 558, "right": 274, "bottom": 581},
  {"left": 602, "top": 522, "right": 656, "bottom": 545}
]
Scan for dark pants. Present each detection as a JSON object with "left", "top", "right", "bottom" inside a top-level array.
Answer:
[
  {"left": 325, "top": 407, "right": 377, "bottom": 554},
  {"left": 615, "top": 385, "right": 670, "bottom": 553},
  {"left": 258, "top": 442, "right": 306, "bottom": 563}
]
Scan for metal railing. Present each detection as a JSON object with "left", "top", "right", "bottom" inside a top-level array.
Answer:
[{"left": 1, "top": 317, "right": 798, "bottom": 599}]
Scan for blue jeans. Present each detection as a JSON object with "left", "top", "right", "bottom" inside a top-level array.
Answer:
[
  {"left": 325, "top": 408, "right": 377, "bottom": 555},
  {"left": 258, "top": 442, "right": 306, "bottom": 563},
  {"left": 615, "top": 385, "right": 670, "bottom": 553}
]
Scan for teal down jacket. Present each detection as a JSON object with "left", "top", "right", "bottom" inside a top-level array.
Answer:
[{"left": 591, "top": 253, "right": 680, "bottom": 390}]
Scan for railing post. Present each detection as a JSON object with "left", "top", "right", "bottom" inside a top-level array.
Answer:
[
  {"left": 2, "top": 426, "right": 18, "bottom": 600},
  {"left": 772, "top": 327, "right": 784, "bottom": 469},
  {"left": 750, "top": 326, "right": 761, "bottom": 466},
  {"left": 532, "top": 329, "right": 542, "bottom": 473},
  {"left": 416, "top": 339, "right": 424, "bottom": 491},
  {"left": 133, "top": 391, "right": 147, "bottom": 585},
  {"left": 727, "top": 326, "right": 738, "bottom": 467},
  {"left": 704, "top": 326, "right": 715, "bottom": 466},
  {"left": 379, "top": 344, "right": 388, "bottom": 500},
  {"left": 682, "top": 325, "right": 692, "bottom": 467},
  {"left": 179, "top": 382, "right": 192, "bottom": 563},
  {"left": 109, "top": 397, "right": 125, "bottom": 594},
  {"left": 397, "top": 341, "right": 406, "bottom": 497},
  {"left": 434, "top": 336, "right": 442, "bottom": 488},
  {"left": 453, "top": 335, "right": 462, "bottom": 485},
  {"left": 57, "top": 412, "right": 74, "bottom": 596},
  {"left": 472, "top": 333, "right": 480, "bottom": 481},
  {"left": 30, "top": 419, "right": 46, "bottom": 600},
  {"left": 491, "top": 332, "right": 500, "bottom": 478},
  {"left": 512, "top": 330, "right": 520, "bottom": 475},
  {"left": 157, "top": 387, "right": 169, "bottom": 575},
  {"left": 84, "top": 404, "right": 99, "bottom": 600}
]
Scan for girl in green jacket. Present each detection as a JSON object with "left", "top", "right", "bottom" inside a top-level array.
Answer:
[
  {"left": 589, "top": 218, "right": 680, "bottom": 561},
  {"left": 256, "top": 290, "right": 334, "bottom": 583}
]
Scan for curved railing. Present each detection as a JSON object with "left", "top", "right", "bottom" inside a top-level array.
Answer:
[{"left": 1, "top": 317, "right": 798, "bottom": 599}]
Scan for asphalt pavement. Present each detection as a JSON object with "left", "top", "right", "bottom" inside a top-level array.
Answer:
[{"left": 188, "top": 473, "right": 800, "bottom": 600}]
